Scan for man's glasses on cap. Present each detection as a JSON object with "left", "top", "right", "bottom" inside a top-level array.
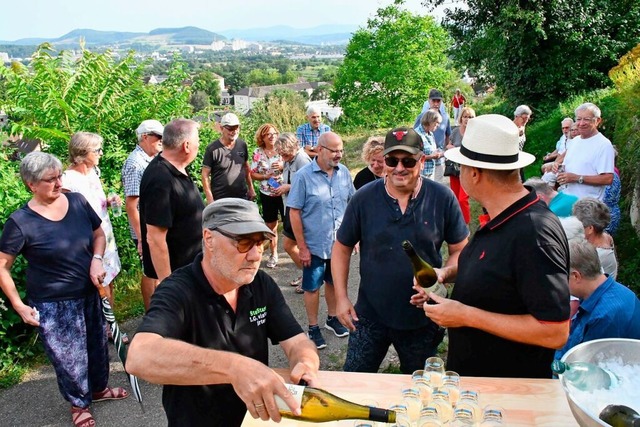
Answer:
[
  {"left": 213, "top": 228, "right": 270, "bottom": 253},
  {"left": 384, "top": 156, "right": 420, "bottom": 169}
]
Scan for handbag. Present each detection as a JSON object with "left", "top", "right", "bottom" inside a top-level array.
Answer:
[{"left": 444, "top": 159, "right": 460, "bottom": 177}]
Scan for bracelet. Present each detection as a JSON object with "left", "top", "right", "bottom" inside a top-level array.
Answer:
[{"left": 92, "top": 254, "right": 103, "bottom": 261}]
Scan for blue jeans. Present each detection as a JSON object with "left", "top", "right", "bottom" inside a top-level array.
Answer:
[
  {"left": 343, "top": 314, "right": 445, "bottom": 374},
  {"left": 301, "top": 255, "right": 333, "bottom": 292},
  {"left": 31, "top": 292, "right": 109, "bottom": 408}
]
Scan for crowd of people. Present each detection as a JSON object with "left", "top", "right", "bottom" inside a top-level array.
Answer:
[{"left": 0, "top": 91, "right": 639, "bottom": 426}]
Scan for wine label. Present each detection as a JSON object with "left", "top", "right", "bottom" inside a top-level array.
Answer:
[{"left": 275, "top": 384, "right": 305, "bottom": 411}]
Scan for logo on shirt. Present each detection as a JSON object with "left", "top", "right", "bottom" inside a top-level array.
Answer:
[{"left": 249, "top": 306, "right": 267, "bottom": 326}]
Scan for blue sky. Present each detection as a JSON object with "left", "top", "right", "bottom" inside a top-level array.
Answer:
[{"left": 0, "top": 0, "right": 440, "bottom": 41}]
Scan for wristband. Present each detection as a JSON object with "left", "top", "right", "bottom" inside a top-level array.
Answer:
[{"left": 93, "top": 254, "right": 103, "bottom": 261}]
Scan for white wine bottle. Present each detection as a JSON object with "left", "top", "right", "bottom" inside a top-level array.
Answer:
[
  {"left": 401, "top": 240, "right": 447, "bottom": 303},
  {"left": 551, "top": 360, "right": 620, "bottom": 391},
  {"left": 276, "top": 384, "right": 396, "bottom": 423},
  {"left": 599, "top": 405, "right": 640, "bottom": 427}
]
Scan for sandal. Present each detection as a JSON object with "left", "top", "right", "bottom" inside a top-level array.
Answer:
[
  {"left": 289, "top": 276, "right": 302, "bottom": 287},
  {"left": 92, "top": 387, "right": 129, "bottom": 402},
  {"left": 71, "top": 406, "right": 95, "bottom": 427},
  {"left": 295, "top": 284, "right": 304, "bottom": 294}
]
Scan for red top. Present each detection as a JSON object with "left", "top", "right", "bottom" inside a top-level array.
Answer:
[{"left": 452, "top": 94, "right": 466, "bottom": 108}]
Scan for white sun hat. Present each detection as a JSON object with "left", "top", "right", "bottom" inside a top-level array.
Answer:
[{"left": 444, "top": 114, "right": 536, "bottom": 170}]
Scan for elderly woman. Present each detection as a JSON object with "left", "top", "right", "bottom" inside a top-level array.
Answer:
[
  {"left": 353, "top": 136, "right": 384, "bottom": 190},
  {"left": 274, "top": 132, "right": 312, "bottom": 293},
  {"left": 572, "top": 197, "right": 618, "bottom": 279},
  {"left": 414, "top": 109, "right": 443, "bottom": 181},
  {"left": 250, "top": 123, "right": 284, "bottom": 268},
  {"left": 447, "top": 106, "right": 475, "bottom": 223},
  {"left": 62, "top": 132, "right": 122, "bottom": 328},
  {"left": 0, "top": 152, "right": 128, "bottom": 427}
]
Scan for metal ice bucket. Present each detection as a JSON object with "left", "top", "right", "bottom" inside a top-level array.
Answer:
[{"left": 560, "top": 338, "right": 640, "bottom": 427}]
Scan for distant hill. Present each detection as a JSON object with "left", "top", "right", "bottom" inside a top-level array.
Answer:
[{"left": 0, "top": 25, "right": 351, "bottom": 47}]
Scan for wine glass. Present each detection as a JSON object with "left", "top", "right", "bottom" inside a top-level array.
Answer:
[
  {"left": 480, "top": 405, "right": 505, "bottom": 426},
  {"left": 401, "top": 387, "right": 422, "bottom": 423},
  {"left": 451, "top": 407, "right": 476, "bottom": 426},
  {"left": 418, "top": 406, "right": 443, "bottom": 427},
  {"left": 388, "top": 403, "right": 410, "bottom": 427},
  {"left": 441, "top": 371, "right": 460, "bottom": 404},
  {"left": 424, "top": 357, "right": 445, "bottom": 388},
  {"left": 430, "top": 389, "right": 453, "bottom": 423}
]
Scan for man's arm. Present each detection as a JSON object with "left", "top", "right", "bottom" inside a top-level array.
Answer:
[
  {"left": 563, "top": 172, "right": 614, "bottom": 186},
  {"left": 125, "top": 196, "right": 142, "bottom": 254},
  {"left": 126, "top": 332, "right": 302, "bottom": 421},
  {"left": 289, "top": 208, "right": 311, "bottom": 267},
  {"left": 201, "top": 166, "right": 214, "bottom": 205},
  {"left": 146, "top": 224, "right": 171, "bottom": 281},
  {"left": 279, "top": 333, "right": 320, "bottom": 386},
  {"left": 331, "top": 240, "right": 357, "bottom": 331},
  {"left": 424, "top": 296, "right": 570, "bottom": 349}
]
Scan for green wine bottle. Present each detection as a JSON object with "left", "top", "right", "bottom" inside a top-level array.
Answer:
[
  {"left": 277, "top": 385, "right": 396, "bottom": 423},
  {"left": 551, "top": 360, "right": 620, "bottom": 391},
  {"left": 599, "top": 405, "right": 640, "bottom": 427},
  {"left": 401, "top": 240, "right": 447, "bottom": 303}
]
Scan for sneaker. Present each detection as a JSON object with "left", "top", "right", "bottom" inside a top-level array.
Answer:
[
  {"left": 266, "top": 255, "right": 278, "bottom": 268},
  {"left": 325, "top": 316, "right": 349, "bottom": 338},
  {"left": 308, "top": 325, "right": 327, "bottom": 349}
]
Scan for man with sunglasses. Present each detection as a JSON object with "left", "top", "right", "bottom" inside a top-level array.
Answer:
[
  {"left": 332, "top": 127, "right": 469, "bottom": 374},
  {"left": 287, "top": 132, "right": 355, "bottom": 349},
  {"left": 127, "top": 198, "right": 319, "bottom": 426},
  {"left": 202, "top": 113, "right": 256, "bottom": 204}
]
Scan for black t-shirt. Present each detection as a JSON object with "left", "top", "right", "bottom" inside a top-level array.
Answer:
[
  {"left": 202, "top": 138, "right": 249, "bottom": 200},
  {"left": 448, "top": 189, "right": 570, "bottom": 378},
  {"left": 353, "top": 167, "right": 381, "bottom": 190},
  {"left": 139, "top": 155, "right": 204, "bottom": 279},
  {"left": 136, "top": 253, "right": 303, "bottom": 426},
  {"left": 0, "top": 193, "right": 101, "bottom": 302}
]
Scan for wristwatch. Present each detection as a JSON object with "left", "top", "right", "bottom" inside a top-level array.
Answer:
[
  {"left": 578, "top": 175, "right": 584, "bottom": 184},
  {"left": 92, "top": 254, "right": 104, "bottom": 261}
]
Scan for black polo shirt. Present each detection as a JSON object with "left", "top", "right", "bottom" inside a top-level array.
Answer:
[
  {"left": 448, "top": 189, "right": 570, "bottom": 378},
  {"left": 139, "top": 154, "right": 204, "bottom": 279},
  {"left": 136, "top": 253, "right": 303, "bottom": 426},
  {"left": 202, "top": 138, "right": 249, "bottom": 200}
]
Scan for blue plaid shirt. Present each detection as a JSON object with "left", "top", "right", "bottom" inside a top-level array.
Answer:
[
  {"left": 121, "top": 145, "right": 155, "bottom": 239},
  {"left": 415, "top": 125, "right": 437, "bottom": 178},
  {"left": 296, "top": 123, "right": 331, "bottom": 148}
]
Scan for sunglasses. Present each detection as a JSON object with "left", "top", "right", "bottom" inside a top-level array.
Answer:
[
  {"left": 223, "top": 125, "right": 239, "bottom": 131},
  {"left": 213, "top": 228, "right": 270, "bottom": 253},
  {"left": 384, "top": 156, "right": 420, "bottom": 169}
]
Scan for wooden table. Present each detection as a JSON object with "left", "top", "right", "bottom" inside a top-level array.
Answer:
[{"left": 242, "top": 370, "right": 578, "bottom": 426}]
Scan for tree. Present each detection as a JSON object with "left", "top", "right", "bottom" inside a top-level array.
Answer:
[
  {"left": 423, "top": 0, "right": 640, "bottom": 106},
  {"left": 190, "top": 90, "right": 210, "bottom": 112},
  {"left": 192, "top": 70, "right": 222, "bottom": 105},
  {"left": 330, "top": 1, "right": 454, "bottom": 128}
]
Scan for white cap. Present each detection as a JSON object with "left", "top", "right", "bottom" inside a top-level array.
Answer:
[
  {"left": 220, "top": 113, "right": 240, "bottom": 127},
  {"left": 136, "top": 120, "right": 164, "bottom": 137}
]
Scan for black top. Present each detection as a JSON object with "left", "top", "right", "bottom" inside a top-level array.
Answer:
[
  {"left": 337, "top": 178, "right": 469, "bottom": 330},
  {"left": 0, "top": 193, "right": 101, "bottom": 302},
  {"left": 353, "top": 167, "right": 381, "bottom": 190},
  {"left": 137, "top": 253, "right": 303, "bottom": 426},
  {"left": 139, "top": 155, "right": 204, "bottom": 279},
  {"left": 202, "top": 138, "right": 250, "bottom": 200},
  {"left": 448, "top": 189, "right": 570, "bottom": 378}
]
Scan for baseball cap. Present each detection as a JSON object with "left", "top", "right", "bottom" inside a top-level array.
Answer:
[
  {"left": 202, "top": 198, "right": 275, "bottom": 237},
  {"left": 428, "top": 89, "right": 444, "bottom": 100},
  {"left": 136, "top": 120, "right": 164, "bottom": 137},
  {"left": 220, "top": 113, "right": 240, "bottom": 127},
  {"left": 383, "top": 127, "right": 423, "bottom": 156}
]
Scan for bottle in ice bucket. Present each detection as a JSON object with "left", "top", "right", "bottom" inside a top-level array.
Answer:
[
  {"left": 401, "top": 240, "right": 447, "bottom": 304},
  {"left": 551, "top": 360, "right": 620, "bottom": 391},
  {"left": 599, "top": 404, "right": 640, "bottom": 427},
  {"left": 276, "top": 384, "right": 396, "bottom": 423}
]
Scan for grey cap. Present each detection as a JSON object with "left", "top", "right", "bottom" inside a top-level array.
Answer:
[
  {"left": 428, "top": 89, "right": 443, "bottom": 100},
  {"left": 136, "top": 119, "right": 164, "bottom": 137},
  {"left": 202, "top": 198, "right": 275, "bottom": 237}
]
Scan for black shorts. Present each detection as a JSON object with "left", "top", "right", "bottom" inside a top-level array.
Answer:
[
  {"left": 259, "top": 192, "right": 284, "bottom": 223},
  {"left": 282, "top": 207, "right": 295, "bottom": 241}
]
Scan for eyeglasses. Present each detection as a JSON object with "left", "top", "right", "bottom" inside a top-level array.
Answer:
[
  {"left": 461, "top": 115, "right": 475, "bottom": 119},
  {"left": 223, "top": 125, "right": 239, "bottom": 131},
  {"left": 266, "top": 132, "right": 279, "bottom": 137},
  {"left": 92, "top": 147, "right": 103, "bottom": 154},
  {"left": 575, "top": 117, "right": 597, "bottom": 123},
  {"left": 320, "top": 145, "right": 344, "bottom": 155},
  {"left": 213, "top": 228, "right": 271, "bottom": 253},
  {"left": 41, "top": 174, "right": 63, "bottom": 184},
  {"left": 384, "top": 156, "right": 420, "bottom": 168}
]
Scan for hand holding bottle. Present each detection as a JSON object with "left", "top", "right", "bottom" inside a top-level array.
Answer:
[{"left": 423, "top": 295, "right": 469, "bottom": 328}]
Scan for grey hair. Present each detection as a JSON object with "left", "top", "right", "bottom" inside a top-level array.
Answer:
[
  {"left": 572, "top": 197, "right": 610, "bottom": 233},
  {"left": 162, "top": 118, "right": 199, "bottom": 150},
  {"left": 524, "top": 177, "right": 553, "bottom": 196},
  {"left": 275, "top": 132, "right": 300, "bottom": 155},
  {"left": 69, "top": 132, "right": 103, "bottom": 164},
  {"left": 561, "top": 117, "right": 574, "bottom": 126},
  {"left": 569, "top": 239, "right": 603, "bottom": 279},
  {"left": 306, "top": 105, "right": 322, "bottom": 116},
  {"left": 421, "top": 109, "right": 442, "bottom": 128},
  {"left": 560, "top": 216, "right": 586, "bottom": 243},
  {"left": 514, "top": 105, "right": 532, "bottom": 117},
  {"left": 575, "top": 102, "right": 601, "bottom": 119},
  {"left": 20, "top": 152, "right": 62, "bottom": 186}
]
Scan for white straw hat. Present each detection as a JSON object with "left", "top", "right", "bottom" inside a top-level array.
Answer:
[{"left": 444, "top": 114, "right": 535, "bottom": 170}]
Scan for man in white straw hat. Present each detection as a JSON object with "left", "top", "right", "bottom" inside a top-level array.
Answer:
[{"left": 423, "top": 114, "right": 571, "bottom": 379}]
